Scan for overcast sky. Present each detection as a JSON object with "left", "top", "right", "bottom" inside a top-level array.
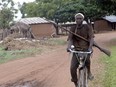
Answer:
[
  {"left": 13, "top": 0, "right": 35, "bottom": 21},
  {"left": 13, "top": 0, "right": 35, "bottom": 4}
]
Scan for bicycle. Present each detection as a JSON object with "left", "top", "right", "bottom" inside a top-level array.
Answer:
[{"left": 69, "top": 46, "right": 92, "bottom": 87}]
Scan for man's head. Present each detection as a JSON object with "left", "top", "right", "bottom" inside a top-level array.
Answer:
[{"left": 75, "top": 13, "right": 84, "bottom": 25}]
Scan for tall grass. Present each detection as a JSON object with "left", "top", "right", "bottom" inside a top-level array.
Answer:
[
  {"left": 39, "top": 38, "right": 67, "bottom": 46},
  {"left": 102, "top": 46, "right": 116, "bottom": 87},
  {"left": 0, "top": 48, "right": 42, "bottom": 64}
]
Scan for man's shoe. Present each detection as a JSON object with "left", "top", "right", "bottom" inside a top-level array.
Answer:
[{"left": 88, "top": 73, "right": 94, "bottom": 80}]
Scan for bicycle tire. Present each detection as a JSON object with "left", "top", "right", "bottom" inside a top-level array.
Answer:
[{"left": 78, "top": 67, "right": 88, "bottom": 87}]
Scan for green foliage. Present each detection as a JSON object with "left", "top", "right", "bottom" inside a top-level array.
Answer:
[
  {"left": 54, "top": 1, "right": 79, "bottom": 23},
  {"left": 19, "top": 0, "right": 116, "bottom": 23},
  {"left": 20, "top": 0, "right": 76, "bottom": 22},
  {"left": 96, "top": 0, "right": 116, "bottom": 15},
  {"left": 0, "top": 0, "right": 17, "bottom": 29},
  {"left": 20, "top": 2, "right": 39, "bottom": 18},
  {"left": 0, "top": 8, "right": 14, "bottom": 29}
]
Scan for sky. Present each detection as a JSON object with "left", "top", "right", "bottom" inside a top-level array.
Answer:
[
  {"left": 13, "top": 0, "right": 35, "bottom": 21},
  {"left": 13, "top": 0, "right": 35, "bottom": 4}
]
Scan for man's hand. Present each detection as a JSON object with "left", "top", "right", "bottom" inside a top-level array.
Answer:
[
  {"left": 66, "top": 48, "right": 70, "bottom": 52},
  {"left": 88, "top": 48, "right": 93, "bottom": 52},
  {"left": 67, "top": 45, "right": 75, "bottom": 52}
]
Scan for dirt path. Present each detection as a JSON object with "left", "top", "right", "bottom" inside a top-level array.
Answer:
[{"left": 0, "top": 31, "right": 116, "bottom": 87}]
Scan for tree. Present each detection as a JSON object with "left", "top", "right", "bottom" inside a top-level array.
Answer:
[
  {"left": 0, "top": 0, "right": 17, "bottom": 29},
  {"left": 0, "top": 8, "right": 14, "bottom": 29},
  {"left": 20, "top": 0, "right": 74, "bottom": 20},
  {"left": 19, "top": 0, "right": 116, "bottom": 23},
  {"left": 54, "top": 1, "right": 80, "bottom": 23},
  {"left": 20, "top": 2, "right": 39, "bottom": 18},
  {"left": 96, "top": 0, "right": 116, "bottom": 15}
]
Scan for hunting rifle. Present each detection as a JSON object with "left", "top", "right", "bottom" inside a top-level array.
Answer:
[
  {"left": 54, "top": 23, "right": 111, "bottom": 57},
  {"left": 45, "top": 19, "right": 111, "bottom": 56}
]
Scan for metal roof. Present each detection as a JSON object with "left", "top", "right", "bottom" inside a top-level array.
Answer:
[
  {"left": 103, "top": 15, "right": 116, "bottom": 22},
  {"left": 19, "top": 17, "right": 50, "bottom": 24}
]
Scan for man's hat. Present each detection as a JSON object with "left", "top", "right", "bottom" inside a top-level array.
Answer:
[{"left": 75, "top": 13, "right": 84, "bottom": 19}]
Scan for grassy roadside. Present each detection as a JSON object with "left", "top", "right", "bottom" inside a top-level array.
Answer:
[
  {"left": 0, "top": 48, "right": 42, "bottom": 64},
  {"left": 89, "top": 38, "right": 116, "bottom": 87},
  {"left": 102, "top": 46, "right": 116, "bottom": 87},
  {"left": 0, "top": 37, "right": 67, "bottom": 64}
]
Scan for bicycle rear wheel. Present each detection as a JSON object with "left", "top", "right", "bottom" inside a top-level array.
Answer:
[{"left": 78, "top": 67, "right": 88, "bottom": 87}]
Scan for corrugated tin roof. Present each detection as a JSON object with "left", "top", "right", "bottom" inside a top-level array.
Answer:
[
  {"left": 19, "top": 17, "right": 50, "bottom": 24},
  {"left": 103, "top": 15, "right": 116, "bottom": 22}
]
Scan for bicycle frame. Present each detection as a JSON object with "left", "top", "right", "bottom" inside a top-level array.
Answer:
[{"left": 69, "top": 49, "right": 92, "bottom": 87}]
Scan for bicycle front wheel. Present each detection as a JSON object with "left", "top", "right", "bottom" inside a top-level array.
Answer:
[{"left": 78, "top": 67, "right": 88, "bottom": 87}]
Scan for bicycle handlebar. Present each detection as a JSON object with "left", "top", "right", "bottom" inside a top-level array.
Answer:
[{"left": 69, "top": 49, "right": 92, "bottom": 54}]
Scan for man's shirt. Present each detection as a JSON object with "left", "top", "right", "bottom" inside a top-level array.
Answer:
[{"left": 67, "top": 24, "right": 94, "bottom": 50}]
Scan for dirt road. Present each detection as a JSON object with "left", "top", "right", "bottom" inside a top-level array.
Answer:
[{"left": 0, "top": 31, "right": 116, "bottom": 87}]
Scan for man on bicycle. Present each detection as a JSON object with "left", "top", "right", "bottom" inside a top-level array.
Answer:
[{"left": 67, "top": 13, "right": 94, "bottom": 87}]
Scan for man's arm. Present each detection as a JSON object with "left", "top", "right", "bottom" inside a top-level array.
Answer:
[
  {"left": 67, "top": 28, "right": 74, "bottom": 51},
  {"left": 88, "top": 25, "right": 94, "bottom": 51},
  {"left": 88, "top": 38, "right": 94, "bottom": 51},
  {"left": 67, "top": 38, "right": 73, "bottom": 50}
]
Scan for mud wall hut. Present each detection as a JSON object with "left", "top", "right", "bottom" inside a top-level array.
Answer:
[
  {"left": 19, "top": 17, "right": 56, "bottom": 39},
  {"left": 94, "top": 19, "right": 111, "bottom": 32},
  {"left": 94, "top": 15, "right": 116, "bottom": 32}
]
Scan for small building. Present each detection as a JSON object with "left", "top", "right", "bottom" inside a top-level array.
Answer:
[
  {"left": 103, "top": 15, "right": 116, "bottom": 30},
  {"left": 94, "top": 15, "right": 116, "bottom": 32},
  {"left": 19, "top": 17, "right": 56, "bottom": 38}
]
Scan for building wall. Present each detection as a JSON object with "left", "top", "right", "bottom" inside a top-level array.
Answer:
[
  {"left": 94, "top": 20, "right": 112, "bottom": 32},
  {"left": 30, "top": 23, "right": 56, "bottom": 38}
]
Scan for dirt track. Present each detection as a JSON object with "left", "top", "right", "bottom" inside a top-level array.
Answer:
[{"left": 0, "top": 31, "right": 116, "bottom": 87}]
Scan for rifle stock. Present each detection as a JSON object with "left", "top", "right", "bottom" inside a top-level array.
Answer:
[{"left": 93, "top": 42, "right": 111, "bottom": 56}]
